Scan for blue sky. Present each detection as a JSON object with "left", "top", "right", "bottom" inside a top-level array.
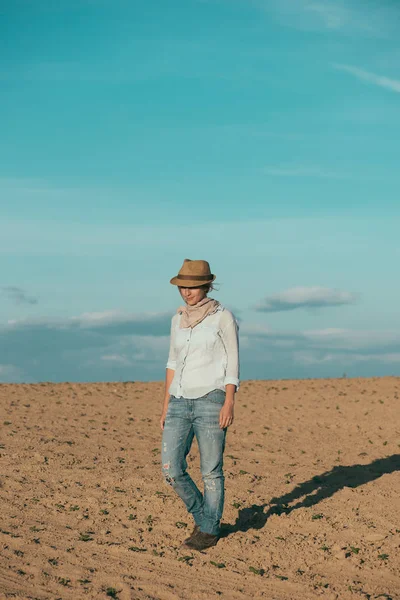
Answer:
[{"left": 1, "top": 0, "right": 400, "bottom": 383}]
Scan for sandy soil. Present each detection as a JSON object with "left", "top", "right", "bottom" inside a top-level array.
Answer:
[{"left": 1, "top": 377, "right": 399, "bottom": 600}]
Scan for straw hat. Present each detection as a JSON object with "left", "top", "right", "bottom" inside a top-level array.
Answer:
[{"left": 170, "top": 259, "right": 216, "bottom": 288}]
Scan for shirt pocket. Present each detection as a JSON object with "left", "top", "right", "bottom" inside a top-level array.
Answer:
[{"left": 192, "top": 325, "right": 219, "bottom": 352}]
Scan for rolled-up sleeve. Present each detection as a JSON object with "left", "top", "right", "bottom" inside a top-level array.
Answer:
[
  {"left": 166, "top": 317, "right": 177, "bottom": 370},
  {"left": 219, "top": 313, "right": 240, "bottom": 390}
]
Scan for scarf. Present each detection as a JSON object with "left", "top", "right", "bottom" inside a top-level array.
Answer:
[{"left": 177, "top": 297, "right": 220, "bottom": 329}]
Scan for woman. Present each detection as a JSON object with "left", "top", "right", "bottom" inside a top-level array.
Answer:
[{"left": 160, "top": 258, "right": 239, "bottom": 551}]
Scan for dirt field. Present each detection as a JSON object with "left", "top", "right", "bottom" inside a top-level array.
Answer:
[{"left": 1, "top": 377, "right": 399, "bottom": 600}]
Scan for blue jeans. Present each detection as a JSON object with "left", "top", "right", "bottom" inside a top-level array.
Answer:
[{"left": 161, "top": 389, "right": 227, "bottom": 536}]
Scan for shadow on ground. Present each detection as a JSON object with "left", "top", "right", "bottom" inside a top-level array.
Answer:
[{"left": 221, "top": 454, "right": 400, "bottom": 538}]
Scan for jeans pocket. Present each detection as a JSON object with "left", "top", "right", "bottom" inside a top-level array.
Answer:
[
  {"left": 169, "top": 395, "right": 183, "bottom": 403},
  {"left": 166, "top": 396, "right": 183, "bottom": 419},
  {"left": 205, "top": 389, "right": 226, "bottom": 404}
]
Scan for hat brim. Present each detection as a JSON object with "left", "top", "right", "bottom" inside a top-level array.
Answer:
[{"left": 170, "top": 274, "right": 216, "bottom": 287}]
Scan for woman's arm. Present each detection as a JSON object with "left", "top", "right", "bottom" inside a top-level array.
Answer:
[
  {"left": 219, "top": 313, "right": 240, "bottom": 428},
  {"left": 160, "top": 368, "right": 175, "bottom": 430},
  {"left": 160, "top": 318, "right": 177, "bottom": 430}
]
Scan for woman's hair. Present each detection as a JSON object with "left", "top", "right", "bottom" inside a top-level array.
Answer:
[{"left": 200, "top": 282, "right": 218, "bottom": 294}]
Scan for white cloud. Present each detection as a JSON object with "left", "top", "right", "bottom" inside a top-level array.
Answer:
[
  {"left": 304, "top": 328, "right": 400, "bottom": 351},
  {"left": 334, "top": 64, "right": 400, "bottom": 94},
  {"left": 4, "top": 310, "right": 172, "bottom": 337},
  {"left": 77, "top": 310, "right": 121, "bottom": 322},
  {"left": 256, "top": 0, "right": 349, "bottom": 31},
  {"left": 293, "top": 350, "right": 337, "bottom": 365},
  {"left": 303, "top": 2, "right": 348, "bottom": 29},
  {"left": 0, "top": 310, "right": 172, "bottom": 382},
  {"left": 259, "top": 0, "right": 396, "bottom": 36},
  {"left": 101, "top": 354, "right": 132, "bottom": 366},
  {"left": 294, "top": 350, "right": 400, "bottom": 366},
  {"left": 240, "top": 324, "right": 400, "bottom": 379},
  {"left": 255, "top": 286, "right": 357, "bottom": 313},
  {"left": 244, "top": 325, "right": 400, "bottom": 353},
  {"left": 1, "top": 308, "right": 400, "bottom": 381}
]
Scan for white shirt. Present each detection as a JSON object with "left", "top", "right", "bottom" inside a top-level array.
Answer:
[{"left": 166, "top": 305, "right": 240, "bottom": 399}]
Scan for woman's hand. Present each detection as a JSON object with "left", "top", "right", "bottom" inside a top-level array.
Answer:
[
  {"left": 160, "top": 408, "right": 168, "bottom": 430},
  {"left": 220, "top": 384, "right": 236, "bottom": 429},
  {"left": 219, "top": 399, "right": 234, "bottom": 429}
]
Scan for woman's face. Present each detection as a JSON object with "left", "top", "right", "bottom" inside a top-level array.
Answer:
[{"left": 179, "top": 286, "right": 207, "bottom": 306}]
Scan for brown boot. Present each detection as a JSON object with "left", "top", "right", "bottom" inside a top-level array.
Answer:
[
  {"left": 185, "top": 531, "right": 219, "bottom": 551},
  {"left": 183, "top": 524, "right": 200, "bottom": 546}
]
